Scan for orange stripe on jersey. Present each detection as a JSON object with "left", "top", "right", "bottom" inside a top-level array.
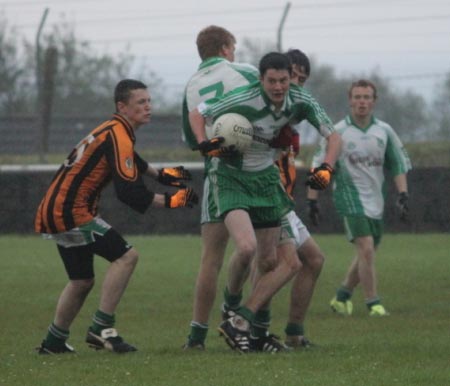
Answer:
[
  {"left": 110, "top": 127, "right": 138, "bottom": 181},
  {"left": 276, "top": 150, "right": 297, "bottom": 200},
  {"left": 34, "top": 114, "right": 149, "bottom": 234}
]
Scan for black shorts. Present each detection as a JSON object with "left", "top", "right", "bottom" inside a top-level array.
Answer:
[{"left": 57, "top": 228, "right": 132, "bottom": 280}]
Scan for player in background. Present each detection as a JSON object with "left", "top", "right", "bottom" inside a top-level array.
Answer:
[
  {"left": 308, "top": 79, "right": 411, "bottom": 317},
  {"left": 190, "top": 52, "right": 341, "bottom": 353},
  {"left": 35, "top": 79, "right": 198, "bottom": 354},
  {"left": 182, "top": 25, "right": 260, "bottom": 350}
]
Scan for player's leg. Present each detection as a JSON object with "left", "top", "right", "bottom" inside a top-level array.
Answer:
[
  {"left": 97, "top": 248, "right": 138, "bottom": 314},
  {"left": 353, "top": 236, "right": 377, "bottom": 299},
  {"left": 285, "top": 236, "right": 324, "bottom": 348},
  {"left": 37, "top": 242, "right": 95, "bottom": 354},
  {"left": 217, "top": 209, "right": 256, "bottom": 353},
  {"left": 184, "top": 176, "right": 230, "bottom": 349},
  {"left": 222, "top": 208, "right": 257, "bottom": 307},
  {"left": 220, "top": 226, "right": 300, "bottom": 353},
  {"left": 249, "top": 238, "right": 300, "bottom": 353},
  {"left": 184, "top": 222, "right": 229, "bottom": 349},
  {"left": 85, "top": 225, "right": 139, "bottom": 353},
  {"left": 53, "top": 280, "right": 94, "bottom": 330},
  {"left": 354, "top": 235, "right": 388, "bottom": 315},
  {"left": 331, "top": 216, "right": 387, "bottom": 316}
]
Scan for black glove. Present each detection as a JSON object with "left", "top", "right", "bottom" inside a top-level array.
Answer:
[
  {"left": 306, "top": 163, "right": 335, "bottom": 190},
  {"left": 195, "top": 137, "right": 237, "bottom": 157},
  {"left": 396, "top": 192, "right": 409, "bottom": 222},
  {"left": 157, "top": 166, "right": 192, "bottom": 188},
  {"left": 164, "top": 188, "right": 199, "bottom": 208},
  {"left": 307, "top": 199, "right": 320, "bottom": 226}
]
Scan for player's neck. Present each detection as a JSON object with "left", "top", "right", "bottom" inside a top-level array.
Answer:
[{"left": 352, "top": 114, "right": 371, "bottom": 129}]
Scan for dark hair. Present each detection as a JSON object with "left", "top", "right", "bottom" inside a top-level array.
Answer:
[
  {"left": 348, "top": 79, "right": 377, "bottom": 99},
  {"left": 285, "top": 49, "right": 310, "bottom": 76},
  {"left": 114, "top": 79, "right": 147, "bottom": 105},
  {"left": 259, "top": 52, "right": 292, "bottom": 76},
  {"left": 196, "top": 25, "right": 236, "bottom": 61}
]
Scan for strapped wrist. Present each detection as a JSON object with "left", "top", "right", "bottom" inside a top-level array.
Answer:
[{"left": 321, "top": 162, "right": 335, "bottom": 174}]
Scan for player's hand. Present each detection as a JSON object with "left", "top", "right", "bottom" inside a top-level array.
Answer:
[
  {"left": 195, "top": 137, "right": 223, "bottom": 156},
  {"left": 306, "top": 163, "right": 335, "bottom": 190},
  {"left": 307, "top": 199, "right": 320, "bottom": 226},
  {"left": 157, "top": 166, "right": 192, "bottom": 188},
  {"left": 164, "top": 188, "right": 199, "bottom": 208},
  {"left": 270, "top": 125, "right": 294, "bottom": 148},
  {"left": 195, "top": 137, "right": 237, "bottom": 157},
  {"left": 396, "top": 192, "right": 409, "bottom": 222}
]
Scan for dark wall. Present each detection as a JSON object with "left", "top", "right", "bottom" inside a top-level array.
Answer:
[{"left": 1, "top": 168, "right": 448, "bottom": 235}]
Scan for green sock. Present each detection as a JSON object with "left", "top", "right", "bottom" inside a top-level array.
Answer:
[
  {"left": 224, "top": 287, "right": 242, "bottom": 310},
  {"left": 336, "top": 286, "right": 352, "bottom": 302},
  {"left": 284, "top": 323, "right": 304, "bottom": 337},
  {"left": 252, "top": 309, "right": 271, "bottom": 338},
  {"left": 236, "top": 306, "right": 255, "bottom": 324},
  {"left": 90, "top": 310, "right": 115, "bottom": 334},
  {"left": 189, "top": 322, "right": 208, "bottom": 344},
  {"left": 45, "top": 323, "right": 69, "bottom": 346},
  {"left": 366, "top": 297, "right": 381, "bottom": 310}
]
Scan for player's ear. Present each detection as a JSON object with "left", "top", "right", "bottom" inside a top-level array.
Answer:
[{"left": 116, "top": 101, "right": 126, "bottom": 113}]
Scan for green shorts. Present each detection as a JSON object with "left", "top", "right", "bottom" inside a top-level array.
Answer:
[
  {"left": 201, "top": 175, "right": 223, "bottom": 224},
  {"left": 343, "top": 215, "right": 384, "bottom": 246},
  {"left": 207, "top": 160, "right": 294, "bottom": 226}
]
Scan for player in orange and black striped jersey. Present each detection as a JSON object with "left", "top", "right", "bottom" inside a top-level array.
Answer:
[
  {"left": 35, "top": 79, "right": 198, "bottom": 355},
  {"left": 274, "top": 127, "right": 300, "bottom": 200}
]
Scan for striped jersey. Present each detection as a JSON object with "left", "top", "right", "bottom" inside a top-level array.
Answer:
[
  {"left": 182, "top": 57, "right": 259, "bottom": 149},
  {"left": 199, "top": 82, "right": 334, "bottom": 172},
  {"left": 35, "top": 114, "right": 154, "bottom": 234},
  {"left": 312, "top": 115, "right": 412, "bottom": 219}
]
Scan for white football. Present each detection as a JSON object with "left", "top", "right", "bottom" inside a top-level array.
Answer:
[{"left": 211, "top": 113, "right": 254, "bottom": 152}]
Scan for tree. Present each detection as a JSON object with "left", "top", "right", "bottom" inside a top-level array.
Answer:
[
  {"left": 0, "top": 16, "right": 34, "bottom": 116},
  {"left": 431, "top": 71, "right": 450, "bottom": 140},
  {"left": 29, "top": 21, "right": 169, "bottom": 116}
]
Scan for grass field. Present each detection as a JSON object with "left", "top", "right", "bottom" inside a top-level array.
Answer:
[{"left": 0, "top": 234, "right": 448, "bottom": 386}]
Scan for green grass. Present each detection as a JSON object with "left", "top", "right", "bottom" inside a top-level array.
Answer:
[{"left": 0, "top": 234, "right": 448, "bottom": 386}]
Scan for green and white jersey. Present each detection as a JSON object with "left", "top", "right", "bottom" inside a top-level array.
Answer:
[
  {"left": 182, "top": 57, "right": 259, "bottom": 149},
  {"left": 312, "top": 115, "right": 412, "bottom": 219},
  {"left": 199, "top": 83, "right": 335, "bottom": 172}
]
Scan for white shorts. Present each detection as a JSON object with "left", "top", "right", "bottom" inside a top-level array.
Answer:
[
  {"left": 43, "top": 217, "right": 112, "bottom": 248},
  {"left": 279, "top": 210, "right": 311, "bottom": 249}
]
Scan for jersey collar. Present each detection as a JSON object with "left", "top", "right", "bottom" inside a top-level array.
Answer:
[
  {"left": 198, "top": 56, "right": 229, "bottom": 71},
  {"left": 113, "top": 113, "right": 136, "bottom": 142},
  {"left": 347, "top": 114, "right": 376, "bottom": 132}
]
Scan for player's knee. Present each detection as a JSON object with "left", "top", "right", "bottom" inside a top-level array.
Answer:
[
  {"left": 119, "top": 248, "right": 139, "bottom": 267},
  {"left": 71, "top": 278, "right": 95, "bottom": 294},
  {"left": 309, "top": 251, "right": 325, "bottom": 274},
  {"left": 290, "top": 256, "right": 302, "bottom": 273},
  {"left": 235, "top": 239, "right": 257, "bottom": 262},
  {"left": 258, "top": 255, "right": 278, "bottom": 273}
]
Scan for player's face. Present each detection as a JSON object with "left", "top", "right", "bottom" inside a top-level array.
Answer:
[
  {"left": 291, "top": 64, "right": 308, "bottom": 86},
  {"left": 261, "top": 69, "right": 291, "bottom": 108},
  {"left": 349, "top": 86, "right": 376, "bottom": 119},
  {"left": 118, "top": 88, "right": 152, "bottom": 129}
]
